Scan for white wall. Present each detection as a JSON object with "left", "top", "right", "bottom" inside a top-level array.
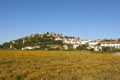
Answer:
[{"left": 101, "top": 43, "right": 120, "bottom": 48}]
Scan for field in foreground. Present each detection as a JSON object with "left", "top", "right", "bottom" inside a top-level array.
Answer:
[{"left": 0, "top": 51, "right": 120, "bottom": 80}]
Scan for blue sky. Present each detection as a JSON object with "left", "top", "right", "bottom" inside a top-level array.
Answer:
[{"left": 0, "top": 0, "right": 120, "bottom": 44}]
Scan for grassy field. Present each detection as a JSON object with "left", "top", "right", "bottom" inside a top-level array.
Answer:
[{"left": 0, "top": 50, "right": 120, "bottom": 80}]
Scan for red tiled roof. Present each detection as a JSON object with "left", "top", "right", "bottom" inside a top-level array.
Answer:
[{"left": 102, "top": 42, "right": 120, "bottom": 44}]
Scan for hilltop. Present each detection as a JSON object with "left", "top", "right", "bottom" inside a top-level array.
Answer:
[
  {"left": 1, "top": 32, "right": 63, "bottom": 50},
  {"left": 1, "top": 32, "right": 80, "bottom": 50},
  {"left": 1, "top": 32, "right": 120, "bottom": 52}
]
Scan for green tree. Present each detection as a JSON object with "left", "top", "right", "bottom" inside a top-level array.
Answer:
[
  {"left": 0, "top": 44, "right": 3, "bottom": 48},
  {"left": 102, "top": 46, "right": 120, "bottom": 52},
  {"left": 68, "top": 44, "right": 73, "bottom": 50},
  {"left": 118, "top": 38, "right": 120, "bottom": 41},
  {"left": 2, "top": 42, "right": 10, "bottom": 49},
  {"left": 76, "top": 44, "right": 87, "bottom": 50}
]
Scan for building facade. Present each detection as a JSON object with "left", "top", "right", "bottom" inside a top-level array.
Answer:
[{"left": 101, "top": 42, "right": 120, "bottom": 48}]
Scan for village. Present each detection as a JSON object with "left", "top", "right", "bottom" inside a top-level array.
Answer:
[
  {"left": 20, "top": 32, "right": 120, "bottom": 52},
  {"left": 1, "top": 32, "right": 120, "bottom": 52},
  {"left": 56, "top": 36, "right": 120, "bottom": 51}
]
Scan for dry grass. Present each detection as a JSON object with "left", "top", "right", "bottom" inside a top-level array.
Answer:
[{"left": 0, "top": 50, "right": 120, "bottom": 80}]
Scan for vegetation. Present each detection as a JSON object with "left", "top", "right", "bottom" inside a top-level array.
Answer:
[
  {"left": 76, "top": 44, "right": 87, "bottom": 50},
  {"left": 1, "top": 33, "right": 120, "bottom": 52},
  {"left": 0, "top": 44, "right": 3, "bottom": 49},
  {"left": 118, "top": 38, "right": 120, "bottom": 41},
  {"left": 102, "top": 47, "right": 120, "bottom": 52},
  {"left": 0, "top": 50, "right": 120, "bottom": 80},
  {"left": 2, "top": 33, "right": 63, "bottom": 50}
]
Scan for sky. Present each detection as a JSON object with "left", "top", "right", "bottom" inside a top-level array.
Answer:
[{"left": 0, "top": 0, "right": 120, "bottom": 44}]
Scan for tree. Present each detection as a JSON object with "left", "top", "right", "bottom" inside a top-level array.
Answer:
[
  {"left": 68, "top": 44, "right": 73, "bottom": 50},
  {"left": 0, "top": 44, "right": 3, "bottom": 48},
  {"left": 47, "top": 32, "right": 49, "bottom": 34},
  {"left": 102, "top": 46, "right": 120, "bottom": 52},
  {"left": 76, "top": 44, "right": 87, "bottom": 50},
  {"left": 118, "top": 38, "right": 120, "bottom": 41},
  {"left": 2, "top": 42, "right": 10, "bottom": 49},
  {"left": 54, "top": 40, "right": 63, "bottom": 45}
]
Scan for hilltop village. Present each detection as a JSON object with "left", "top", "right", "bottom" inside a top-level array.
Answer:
[{"left": 1, "top": 32, "right": 120, "bottom": 52}]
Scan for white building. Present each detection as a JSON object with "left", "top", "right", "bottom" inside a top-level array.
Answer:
[
  {"left": 63, "top": 38, "right": 81, "bottom": 45},
  {"left": 81, "top": 40, "right": 91, "bottom": 45},
  {"left": 63, "top": 45, "right": 68, "bottom": 50},
  {"left": 73, "top": 44, "right": 80, "bottom": 49},
  {"left": 63, "top": 38, "right": 81, "bottom": 49},
  {"left": 22, "top": 46, "right": 40, "bottom": 50},
  {"left": 55, "top": 37, "right": 63, "bottom": 41},
  {"left": 94, "top": 46, "right": 102, "bottom": 52},
  {"left": 101, "top": 42, "right": 120, "bottom": 48},
  {"left": 22, "top": 47, "right": 34, "bottom": 50},
  {"left": 88, "top": 41, "right": 100, "bottom": 48}
]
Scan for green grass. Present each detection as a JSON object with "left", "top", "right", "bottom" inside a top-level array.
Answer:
[{"left": 0, "top": 50, "right": 120, "bottom": 80}]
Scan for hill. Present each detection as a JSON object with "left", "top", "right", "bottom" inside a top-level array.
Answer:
[
  {"left": 2, "top": 32, "right": 64, "bottom": 50},
  {"left": 1, "top": 32, "right": 120, "bottom": 52}
]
